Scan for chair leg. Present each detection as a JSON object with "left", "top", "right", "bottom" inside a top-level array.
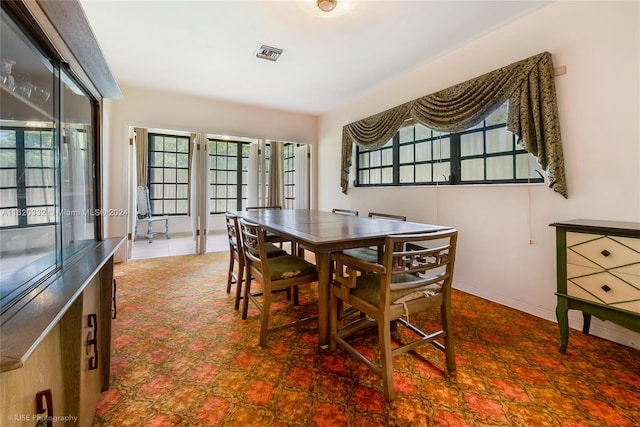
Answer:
[
  {"left": 226, "top": 253, "right": 235, "bottom": 294},
  {"left": 259, "top": 285, "right": 272, "bottom": 347},
  {"left": 242, "top": 269, "right": 251, "bottom": 320},
  {"left": 165, "top": 218, "right": 170, "bottom": 238},
  {"left": 234, "top": 258, "right": 244, "bottom": 311},
  {"left": 442, "top": 304, "right": 456, "bottom": 373},
  {"left": 378, "top": 318, "right": 395, "bottom": 401}
]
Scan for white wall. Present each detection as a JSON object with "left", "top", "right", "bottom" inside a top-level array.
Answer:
[
  {"left": 102, "top": 86, "right": 318, "bottom": 261},
  {"left": 317, "top": 1, "right": 640, "bottom": 347}
]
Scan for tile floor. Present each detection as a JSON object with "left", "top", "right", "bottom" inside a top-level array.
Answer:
[{"left": 131, "top": 231, "right": 229, "bottom": 260}]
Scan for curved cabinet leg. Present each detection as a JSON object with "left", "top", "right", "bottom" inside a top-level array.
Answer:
[
  {"left": 556, "top": 298, "right": 569, "bottom": 354},
  {"left": 582, "top": 312, "right": 592, "bottom": 335}
]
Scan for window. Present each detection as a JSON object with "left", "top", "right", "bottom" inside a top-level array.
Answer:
[
  {"left": 356, "top": 103, "right": 544, "bottom": 187},
  {"left": 1, "top": 6, "right": 98, "bottom": 310},
  {"left": 1, "top": 128, "right": 56, "bottom": 228},
  {"left": 148, "top": 133, "right": 190, "bottom": 215},
  {"left": 209, "top": 139, "right": 249, "bottom": 213},
  {"left": 283, "top": 143, "right": 296, "bottom": 209}
]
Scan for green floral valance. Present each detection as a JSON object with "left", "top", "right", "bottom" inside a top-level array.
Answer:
[{"left": 341, "top": 51, "right": 567, "bottom": 198}]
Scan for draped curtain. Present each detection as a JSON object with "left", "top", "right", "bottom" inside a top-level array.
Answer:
[
  {"left": 294, "top": 144, "right": 310, "bottom": 209},
  {"left": 341, "top": 51, "right": 566, "bottom": 198},
  {"left": 268, "top": 141, "right": 284, "bottom": 207},
  {"left": 134, "top": 127, "right": 148, "bottom": 188}
]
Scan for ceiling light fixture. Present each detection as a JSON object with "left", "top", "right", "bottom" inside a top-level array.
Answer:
[{"left": 317, "top": 0, "right": 337, "bottom": 12}]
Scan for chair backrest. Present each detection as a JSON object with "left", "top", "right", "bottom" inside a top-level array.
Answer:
[
  {"left": 239, "top": 218, "right": 268, "bottom": 273},
  {"left": 246, "top": 206, "right": 282, "bottom": 211},
  {"left": 381, "top": 229, "right": 458, "bottom": 301},
  {"left": 225, "top": 213, "right": 241, "bottom": 256},
  {"left": 332, "top": 208, "right": 358, "bottom": 216},
  {"left": 136, "top": 186, "right": 152, "bottom": 219},
  {"left": 368, "top": 212, "right": 407, "bottom": 221}
]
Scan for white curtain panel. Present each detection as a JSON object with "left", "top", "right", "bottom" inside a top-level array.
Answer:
[
  {"left": 198, "top": 133, "right": 210, "bottom": 253},
  {"left": 268, "top": 141, "right": 284, "bottom": 207},
  {"left": 190, "top": 133, "right": 199, "bottom": 244},
  {"left": 247, "top": 142, "right": 259, "bottom": 207},
  {"left": 294, "top": 144, "right": 310, "bottom": 209}
]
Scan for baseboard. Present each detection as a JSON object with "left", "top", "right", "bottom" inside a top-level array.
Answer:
[{"left": 454, "top": 281, "right": 640, "bottom": 350}]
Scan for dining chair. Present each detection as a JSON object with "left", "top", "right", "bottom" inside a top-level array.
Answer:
[
  {"left": 239, "top": 218, "right": 319, "bottom": 346},
  {"left": 332, "top": 208, "right": 359, "bottom": 216},
  {"left": 225, "top": 213, "right": 287, "bottom": 310},
  {"left": 329, "top": 229, "right": 458, "bottom": 400},
  {"left": 343, "top": 212, "right": 407, "bottom": 262},
  {"left": 245, "top": 205, "right": 289, "bottom": 249}
]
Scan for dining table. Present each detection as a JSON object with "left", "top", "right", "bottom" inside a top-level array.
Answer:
[{"left": 233, "top": 209, "right": 453, "bottom": 347}]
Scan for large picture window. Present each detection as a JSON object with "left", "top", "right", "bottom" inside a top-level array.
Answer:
[
  {"left": 356, "top": 103, "right": 543, "bottom": 187},
  {"left": 148, "top": 133, "right": 190, "bottom": 215},
  {"left": 209, "top": 139, "right": 249, "bottom": 213}
]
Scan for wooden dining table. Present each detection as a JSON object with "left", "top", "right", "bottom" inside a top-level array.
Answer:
[{"left": 233, "top": 209, "right": 452, "bottom": 347}]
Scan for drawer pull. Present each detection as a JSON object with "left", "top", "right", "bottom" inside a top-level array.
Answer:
[
  {"left": 601, "top": 284, "right": 611, "bottom": 292},
  {"left": 601, "top": 249, "right": 611, "bottom": 257}
]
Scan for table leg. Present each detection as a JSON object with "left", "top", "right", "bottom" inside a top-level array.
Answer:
[{"left": 316, "top": 251, "right": 331, "bottom": 348}]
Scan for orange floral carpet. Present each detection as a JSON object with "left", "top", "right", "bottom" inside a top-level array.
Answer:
[{"left": 93, "top": 251, "right": 640, "bottom": 426}]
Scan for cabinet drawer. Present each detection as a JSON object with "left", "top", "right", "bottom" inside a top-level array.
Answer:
[
  {"left": 567, "top": 268, "right": 640, "bottom": 314},
  {"left": 567, "top": 232, "right": 640, "bottom": 270}
]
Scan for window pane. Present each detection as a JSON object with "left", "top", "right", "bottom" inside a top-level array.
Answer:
[
  {"left": 177, "top": 200, "right": 188, "bottom": 214},
  {"left": 0, "top": 189, "right": 17, "bottom": 207},
  {"left": 399, "top": 144, "right": 413, "bottom": 164},
  {"left": 415, "top": 164, "right": 432, "bottom": 182},
  {"left": 381, "top": 148, "right": 393, "bottom": 166},
  {"left": 461, "top": 131, "right": 483, "bottom": 156},
  {"left": 516, "top": 153, "right": 542, "bottom": 180},
  {"left": 164, "top": 169, "right": 176, "bottom": 183},
  {"left": 399, "top": 126, "right": 413, "bottom": 143},
  {"left": 399, "top": 165, "right": 414, "bottom": 183},
  {"left": 415, "top": 141, "right": 431, "bottom": 162},
  {"left": 370, "top": 151, "right": 381, "bottom": 168},
  {"left": 486, "top": 156, "right": 514, "bottom": 180},
  {"left": 381, "top": 167, "right": 393, "bottom": 184},
  {"left": 359, "top": 153, "right": 369, "bottom": 168},
  {"left": 176, "top": 169, "right": 188, "bottom": 183},
  {"left": 486, "top": 128, "right": 511, "bottom": 154},
  {"left": 434, "top": 161, "right": 450, "bottom": 182},
  {"left": 461, "top": 158, "right": 485, "bottom": 181},
  {"left": 177, "top": 153, "right": 189, "bottom": 168},
  {"left": 433, "top": 137, "right": 450, "bottom": 160},
  {"left": 0, "top": 169, "right": 16, "bottom": 187},
  {"left": 163, "top": 200, "right": 176, "bottom": 214},
  {"left": 359, "top": 170, "right": 369, "bottom": 185},
  {"left": 415, "top": 124, "right": 431, "bottom": 141}
]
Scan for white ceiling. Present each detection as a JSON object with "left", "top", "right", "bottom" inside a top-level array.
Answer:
[{"left": 79, "top": 0, "right": 551, "bottom": 116}]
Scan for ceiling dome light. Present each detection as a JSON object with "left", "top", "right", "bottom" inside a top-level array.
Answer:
[{"left": 317, "top": 0, "right": 337, "bottom": 12}]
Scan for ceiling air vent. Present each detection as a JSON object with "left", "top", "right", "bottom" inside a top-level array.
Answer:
[{"left": 255, "top": 44, "right": 284, "bottom": 62}]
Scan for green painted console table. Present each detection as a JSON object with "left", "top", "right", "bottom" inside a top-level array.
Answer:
[{"left": 551, "top": 219, "right": 640, "bottom": 353}]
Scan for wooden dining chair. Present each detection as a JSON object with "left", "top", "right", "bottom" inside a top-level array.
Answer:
[
  {"left": 245, "top": 205, "right": 289, "bottom": 249},
  {"left": 225, "top": 213, "right": 287, "bottom": 310},
  {"left": 329, "top": 229, "right": 458, "bottom": 400},
  {"left": 332, "top": 208, "right": 359, "bottom": 216},
  {"left": 342, "top": 212, "right": 407, "bottom": 262},
  {"left": 239, "top": 218, "right": 319, "bottom": 346}
]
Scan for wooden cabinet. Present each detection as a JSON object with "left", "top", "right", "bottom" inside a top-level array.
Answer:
[
  {"left": 1, "top": 239, "right": 122, "bottom": 426},
  {"left": 551, "top": 219, "right": 640, "bottom": 353}
]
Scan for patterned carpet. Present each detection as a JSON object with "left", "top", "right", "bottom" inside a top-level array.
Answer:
[{"left": 93, "top": 251, "right": 640, "bottom": 426}]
